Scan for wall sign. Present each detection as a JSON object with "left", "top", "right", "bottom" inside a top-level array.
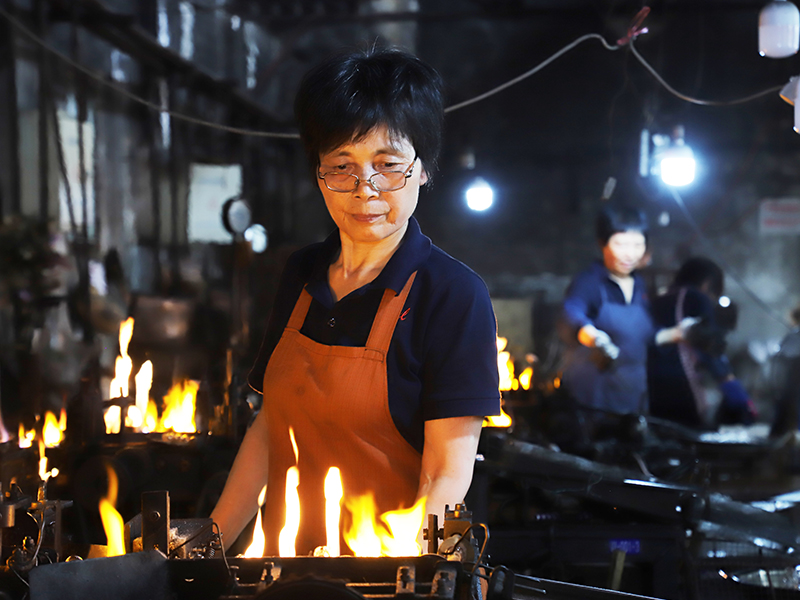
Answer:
[{"left": 760, "top": 198, "right": 800, "bottom": 235}]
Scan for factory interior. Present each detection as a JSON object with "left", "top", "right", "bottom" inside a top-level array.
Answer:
[{"left": 3, "top": 0, "right": 800, "bottom": 598}]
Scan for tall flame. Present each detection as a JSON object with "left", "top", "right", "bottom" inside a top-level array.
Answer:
[
  {"left": 243, "top": 485, "right": 267, "bottom": 558},
  {"left": 279, "top": 466, "right": 300, "bottom": 557},
  {"left": 160, "top": 380, "right": 198, "bottom": 433},
  {"left": 99, "top": 465, "right": 125, "bottom": 557},
  {"left": 324, "top": 467, "right": 343, "bottom": 557},
  {"left": 134, "top": 360, "right": 153, "bottom": 417},
  {"left": 484, "top": 336, "right": 516, "bottom": 428},
  {"left": 42, "top": 411, "right": 63, "bottom": 447},
  {"left": 38, "top": 439, "right": 58, "bottom": 482},
  {"left": 497, "top": 337, "right": 516, "bottom": 392},
  {"left": 109, "top": 317, "right": 134, "bottom": 399},
  {"left": 278, "top": 427, "right": 301, "bottom": 557}
]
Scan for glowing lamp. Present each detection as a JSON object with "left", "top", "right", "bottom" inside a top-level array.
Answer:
[
  {"left": 465, "top": 177, "right": 493, "bottom": 211},
  {"left": 759, "top": 0, "right": 800, "bottom": 58},
  {"left": 659, "top": 142, "right": 696, "bottom": 187}
]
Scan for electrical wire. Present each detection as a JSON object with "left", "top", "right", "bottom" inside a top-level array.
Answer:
[
  {"left": 445, "top": 33, "right": 621, "bottom": 113},
  {"left": 629, "top": 39, "right": 785, "bottom": 106},
  {"left": 1, "top": 3, "right": 790, "bottom": 140},
  {"left": 212, "top": 522, "right": 233, "bottom": 579},
  {"left": 669, "top": 186, "right": 793, "bottom": 331}
]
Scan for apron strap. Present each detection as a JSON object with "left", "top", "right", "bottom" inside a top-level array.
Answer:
[
  {"left": 365, "top": 271, "right": 417, "bottom": 352},
  {"left": 286, "top": 287, "right": 314, "bottom": 330}
]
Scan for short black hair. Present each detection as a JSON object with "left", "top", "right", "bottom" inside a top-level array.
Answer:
[
  {"left": 293, "top": 47, "right": 445, "bottom": 179},
  {"left": 595, "top": 205, "right": 649, "bottom": 245},
  {"left": 673, "top": 256, "right": 724, "bottom": 298}
]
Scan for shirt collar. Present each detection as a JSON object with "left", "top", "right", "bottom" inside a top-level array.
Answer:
[{"left": 306, "top": 216, "right": 432, "bottom": 303}]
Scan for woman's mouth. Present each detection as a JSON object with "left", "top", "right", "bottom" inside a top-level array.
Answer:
[{"left": 351, "top": 213, "right": 383, "bottom": 223}]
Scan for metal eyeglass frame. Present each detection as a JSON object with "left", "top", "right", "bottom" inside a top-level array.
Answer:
[{"left": 318, "top": 155, "right": 418, "bottom": 193}]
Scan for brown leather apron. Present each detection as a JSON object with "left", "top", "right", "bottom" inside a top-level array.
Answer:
[{"left": 261, "top": 272, "right": 421, "bottom": 556}]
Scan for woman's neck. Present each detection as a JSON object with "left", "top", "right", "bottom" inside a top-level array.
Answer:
[
  {"left": 328, "top": 224, "right": 407, "bottom": 302},
  {"left": 608, "top": 272, "right": 635, "bottom": 304}
]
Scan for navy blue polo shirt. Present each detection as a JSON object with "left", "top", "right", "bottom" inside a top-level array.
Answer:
[
  {"left": 562, "top": 261, "right": 651, "bottom": 338},
  {"left": 248, "top": 217, "right": 501, "bottom": 454}
]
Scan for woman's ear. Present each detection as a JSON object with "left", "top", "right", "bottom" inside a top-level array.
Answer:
[{"left": 420, "top": 168, "right": 429, "bottom": 186}]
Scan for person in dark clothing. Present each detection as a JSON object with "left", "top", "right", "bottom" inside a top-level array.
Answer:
[
  {"left": 769, "top": 303, "right": 800, "bottom": 437},
  {"left": 648, "top": 257, "right": 756, "bottom": 429},
  {"left": 561, "top": 206, "right": 687, "bottom": 418}
]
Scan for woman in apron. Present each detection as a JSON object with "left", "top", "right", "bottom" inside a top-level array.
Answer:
[{"left": 211, "top": 48, "right": 501, "bottom": 556}]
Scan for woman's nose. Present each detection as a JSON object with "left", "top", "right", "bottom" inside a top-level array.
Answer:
[{"left": 354, "top": 176, "right": 380, "bottom": 197}]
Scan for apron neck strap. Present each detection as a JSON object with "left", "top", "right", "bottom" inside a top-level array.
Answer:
[
  {"left": 285, "top": 271, "right": 418, "bottom": 353},
  {"left": 365, "top": 271, "right": 417, "bottom": 352}
]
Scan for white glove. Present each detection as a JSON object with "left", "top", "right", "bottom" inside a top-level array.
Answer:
[
  {"left": 655, "top": 317, "right": 701, "bottom": 345},
  {"left": 592, "top": 329, "right": 620, "bottom": 360}
]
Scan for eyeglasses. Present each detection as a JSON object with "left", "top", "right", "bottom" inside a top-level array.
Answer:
[{"left": 318, "top": 156, "right": 418, "bottom": 193}]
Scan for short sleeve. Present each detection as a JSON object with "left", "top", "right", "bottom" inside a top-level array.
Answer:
[{"left": 419, "top": 271, "right": 501, "bottom": 420}]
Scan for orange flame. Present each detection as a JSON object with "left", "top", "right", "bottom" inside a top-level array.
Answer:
[
  {"left": 134, "top": 360, "right": 153, "bottom": 418},
  {"left": 278, "top": 427, "right": 301, "bottom": 557},
  {"left": 38, "top": 439, "right": 58, "bottom": 482},
  {"left": 324, "top": 467, "right": 343, "bottom": 557},
  {"left": 104, "top": 405, "right": 121, "bottom": 434},
  {"left": 42, "top": 411, "right": 63, "bottom": 447},
  {"left": 58, "top": 407, "right": 67, "bottom": 431},
  {"left": 279, "top": 466, "right": 300, "bottom": 557},
  {"left": 109, "top": 317, "right": 134, "bottom": 399},
  {"left": 99, "top": 465, "right": 125, "bottom": 557},
  {"left": 243, "top": 485, "right": 267, "bottom": 558},
  {"left": 144, "top": 400, "right": 159, "bottom": 433},
  {"left": 484, "top": 405, "right": 512, "bottom": 428},
  {"left": 343, "top": 493, "right": 426, "bottom": 557},
  {"left": 18, "top": 424, "right": 35, "bottom": 448},
  {"left": 519, "top": 367, "right": 533, "bottom": 390},
  {"left": 497, "top": 339, "right": 516, "bottom": 392},
  {"left": 159, "top": 380, "right": 198, "bottom": 433},
  {"left": 124, "top": 406, "right": 143, "bottom": 430}
]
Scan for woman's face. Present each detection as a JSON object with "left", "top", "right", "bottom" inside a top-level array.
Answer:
[
  {"left": 317, "top": 125, "right": 426, "bottom": 247},
  {"left": 602, "top": 230, "right": 647, "bottom": 277}
]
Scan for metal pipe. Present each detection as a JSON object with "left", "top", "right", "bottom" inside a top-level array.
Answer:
[{"left": 35, "top": 0, "right": 49, "bottom": 224}]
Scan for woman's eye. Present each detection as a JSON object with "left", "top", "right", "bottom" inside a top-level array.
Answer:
[{"left": 379, "top": 162, "right": 400, "bottom": 170}]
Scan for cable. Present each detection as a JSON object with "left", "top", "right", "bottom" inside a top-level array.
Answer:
[
  {"left": 212, "top": 522, "right": 233, "bottom": 579},
  {"left": 629, "top": 39, "right": 784, "bottom": 107},
  {"left": 445, "top": 33, "right": 621, "bottom": 113},
  {"left": 3, "top": 2, "right": 789, "bottom": 139},
  {"left": 0, "top": 5, "right": 299, "bottom": 140},
  {"left": 668, "top": 186, "right": 793, "bottom": 331}
]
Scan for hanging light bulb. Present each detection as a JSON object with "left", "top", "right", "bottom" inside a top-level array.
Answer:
[
  {"left": 650, "top": 126, "right": 696, "bottom": 187},
  {"left": 465, "top": 177, "right": 494, "bottom": 211},
  {"left": 659, "top": 141, "right": 696, "bottom": 187},
  {"left": 759, "top": 0, "right": 800, "bottom": 58}
]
